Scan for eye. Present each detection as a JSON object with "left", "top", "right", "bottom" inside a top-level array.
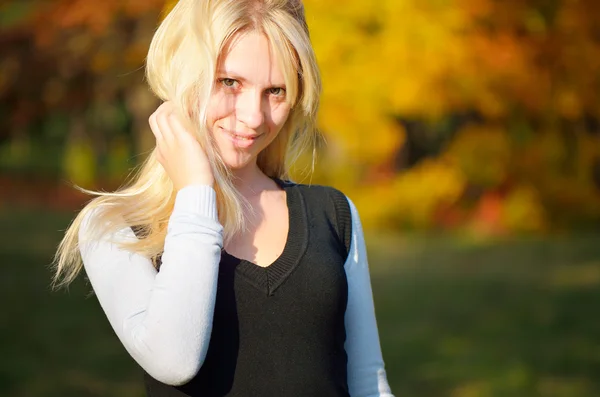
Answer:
[
  {"left": 268, "top": 87, "right": 286, "bottom": 97},
  {"left": 219, "top": 78, "right": 238, "bottom": 88}
]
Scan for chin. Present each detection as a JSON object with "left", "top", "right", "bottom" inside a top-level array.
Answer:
[{"left": 221, "top": 151, "right": 257, "bottom": 171}]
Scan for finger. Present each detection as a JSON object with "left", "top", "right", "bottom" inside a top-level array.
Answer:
[
  {"left": 158, "top": 101, "right": 172, "bottom": 111},
  {"left": 153, "top": 146, "right": 165, "bottom": 164},
  {"left": 156, "top": 108, "right": 175, "bottom": 145},
  {"left": 149, "top": 116, "right": 166, "bottom": 164},
  {"left": 148, "top": 112, "right": 162, "bottom": 142}
]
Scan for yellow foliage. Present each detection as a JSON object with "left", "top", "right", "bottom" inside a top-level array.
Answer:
[
  {"left": 19, "top": 0, "right": 598, "bottom": 232},
  {"left": 391, "top": 159, "right": 466, "bottom": 228},
  {"left": 349, "top": 183, "right": 395, "bottom": 231},
  {"left": 353, "top": 158, "right": 466, "bottom": 230},
  {"left": 162, "top": 0, "right": 178, "bottom": 20},
  {"left": 317, "top": 102, "right": 405, "bottom": 166},
  {"left": 502, "top": 184, "right": 546, "bottom": 233},
  {"left": 506, "top": 129, "right": 600, "bottom": 228},
  {"left": 63, "top": 138, "right": 96, "bottom": 187},
  {"left": 304, "top": 0, "right": 473, "bottom": 169},
  {"left": 444, "top": 125, "right": 511, "bottom": 189}
]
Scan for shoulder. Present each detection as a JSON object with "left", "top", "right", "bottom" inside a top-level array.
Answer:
[
  {"left": 284, "top": 180, "right": 348, "bottom": 206},
  {"left": 285, "top": 180, "right": 353, "bottom": 254}
]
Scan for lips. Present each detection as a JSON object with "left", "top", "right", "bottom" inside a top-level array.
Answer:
[
  {"left": 221, "top": 127, "right": 262, "bottom": 147},
  {"left": 229, "top": 132, "right": 259, "bottom": 140}
]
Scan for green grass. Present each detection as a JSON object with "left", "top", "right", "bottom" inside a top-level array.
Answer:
[{"left": 1, "top": 208, "right": 600, "bottom": 396}]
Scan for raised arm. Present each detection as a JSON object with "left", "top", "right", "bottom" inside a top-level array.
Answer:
[
  {"left": 344, "top": 197, "right": 394, "bottom": 397},
  {"left": 79, "top": 184, "right": 222, "bottom": 385}
]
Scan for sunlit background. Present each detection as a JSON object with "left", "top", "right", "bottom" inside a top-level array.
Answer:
[{"left": 1, "top": 0, "right": 600, "bottom": 396}]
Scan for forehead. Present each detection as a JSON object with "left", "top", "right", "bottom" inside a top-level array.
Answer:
[{"left": 218, "top": 30, "right": 286, "bottom": 85}]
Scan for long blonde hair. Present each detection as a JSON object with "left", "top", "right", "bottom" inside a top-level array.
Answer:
[{"left": 52, "top": 0, "right": 321, "bottom": 288}]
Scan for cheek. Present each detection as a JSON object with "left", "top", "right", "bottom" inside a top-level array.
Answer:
[
  {"left": 270, "top": 103, "right": 292, "bottom": 131},
  {"left": 207, "top": 93, "right": 234, "bottom": 126}
]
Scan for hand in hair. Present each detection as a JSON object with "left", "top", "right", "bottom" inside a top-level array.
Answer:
[{"left": 149, "top": 101, "right": 214, "bottom": 190}]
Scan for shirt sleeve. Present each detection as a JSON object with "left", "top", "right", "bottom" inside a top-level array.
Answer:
[
  {"left": 344, "top": 197, "right": 395, "bottom": 397},
  {"left": 79, "top": 184, "right": 223, "bottom": 386}
]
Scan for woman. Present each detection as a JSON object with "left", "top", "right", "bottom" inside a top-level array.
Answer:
[{"left": 53, "top": 0, "right": 394, "bottom": 396}]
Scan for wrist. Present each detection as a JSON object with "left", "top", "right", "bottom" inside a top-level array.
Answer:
[
  {"left": 177, "top": 177, "right": 214, "bottom": 191},
  {"left": 173, "top": 184, "right": 219, "bottom": 220}
]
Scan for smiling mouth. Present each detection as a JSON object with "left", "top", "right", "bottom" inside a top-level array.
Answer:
[{"left": 222, "top": 127, "right": 262, "bottom": 141}]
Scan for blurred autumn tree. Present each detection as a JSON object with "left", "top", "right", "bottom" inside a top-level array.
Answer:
[
  {"left": 1, "top": 0, "right": 599, "bottom": 233},
  {"left": 0, "top": 0, "right": 163, "bottom": 187},
  {"left": 302, "top": 0, "right": 600, "bottom": 233}
]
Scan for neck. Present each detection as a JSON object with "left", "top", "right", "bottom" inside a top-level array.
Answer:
[{"left": 231, "top": 163, "right": 278, "bottom": 198}]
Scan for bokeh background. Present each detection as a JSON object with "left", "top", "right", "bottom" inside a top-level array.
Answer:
[{"left": 1, "top": 0, "right": 600, "bottom": 396}]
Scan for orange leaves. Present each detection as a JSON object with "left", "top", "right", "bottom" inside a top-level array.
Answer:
[
  {"left": 18, "top": 0, "right": 164, "bottom": 79},
  {"left": 30, "top": 0, "right": 163, "bottom": 48},
  {"left": 299, "top": 0, "right": 600, "bottom": 232},
  {"left": 52, "top": 1, "right": 118, "bottom": 33},
  {"left": 0, "top": 0, "right": 597, "bottom": 232}
]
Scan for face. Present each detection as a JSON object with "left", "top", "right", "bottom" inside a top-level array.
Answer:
[{"left": 207, "top": 30, "right": 292, "bottom": 171}]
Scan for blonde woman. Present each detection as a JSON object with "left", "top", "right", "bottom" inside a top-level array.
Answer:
[{"left": 53, "top": 0, "right": 394, "bottom": 395}]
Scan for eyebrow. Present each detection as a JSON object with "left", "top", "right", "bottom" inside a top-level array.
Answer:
[{"left": 216, "top": 70, "right": 286, "bottom": 88}]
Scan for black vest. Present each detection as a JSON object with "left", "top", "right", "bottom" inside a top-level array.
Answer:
[{"left": 141, "top": 180, "right": 353, "bottom": 396}]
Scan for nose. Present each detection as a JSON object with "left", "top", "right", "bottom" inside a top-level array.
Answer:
[{"left": 236, "top": 89, "right": 265, "bottom": 130}]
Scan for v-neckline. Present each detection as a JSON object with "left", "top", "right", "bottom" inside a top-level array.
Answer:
[{"left": 221, "top": 179, "right": 309, "bottom": 295}]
